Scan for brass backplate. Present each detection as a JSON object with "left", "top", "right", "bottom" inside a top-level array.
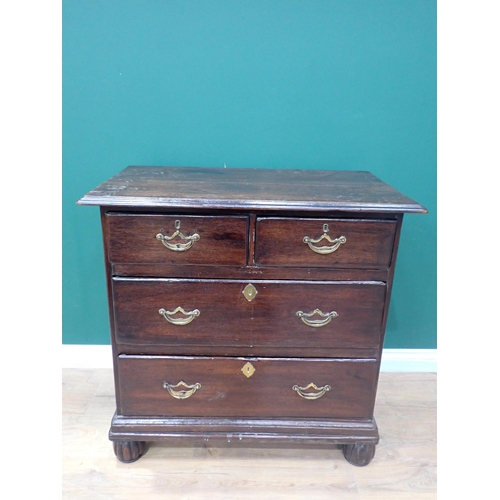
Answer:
[
  {"left": 242, "top": 283, "right": 258, "bottom": 302},
  {"left": 241, "top": 362, "right": 256, "bottom": 378}
]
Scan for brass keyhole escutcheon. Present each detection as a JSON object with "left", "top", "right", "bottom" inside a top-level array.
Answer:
[
  {"left": 242, "top": 283, "right": 258, "bottom": 302},
  {"left": 241, "top": 362, "right": 255, "bottom": 378}
]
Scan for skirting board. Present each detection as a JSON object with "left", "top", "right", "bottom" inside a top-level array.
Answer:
[{"left": 61, "top": 345, "right": 437, "bottom": 372}]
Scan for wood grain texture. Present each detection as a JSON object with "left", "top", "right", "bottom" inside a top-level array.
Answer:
[
  {"left": 62, "top": 369, "right": 436, "bottom": 500},
  {"left": 110, "top": 262, "right": 391, "bottom": 281},
  {"left": 255, "top": 217, "right": 397, "bottom": 268},
  {"left": 109, "top": 414, "right": 379, "bottom": 443},
  {"left": 78, "top": 166, "right": 427, "bottom": 213},
  {"left": 105, "top": 213, "right": 248, "bottom": 266},
  {"left": 79, "top": 167, "right": 427, "bottom": 469},
  {"left": 112, "top": 278, "right": 386, "bottom": 351},
  {"left": 116, "top": 355, "right": 378, "bottom": 418}
]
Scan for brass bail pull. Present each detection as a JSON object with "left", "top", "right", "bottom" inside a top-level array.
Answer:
[
  {"left": 303, "top": 223, "right": 346, "bottom": 255},
  {"left": 296, "top": 309, "right": 338, "bottom": 328},
  {"left": 156, "top": 220, "right": 200, "bottom": 252},
  {"left": 292, "top": 382, "right": 331, "bottom": 400},
  {"left": 163, "top": 381, "right": 201, "bottom": 399},
  {"left": 159, "top": 307, "right": 200, "bottom": 326}
]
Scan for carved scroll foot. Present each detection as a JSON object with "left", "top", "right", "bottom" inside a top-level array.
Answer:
[
  {"left": 113, "top": 440, "right": 148, "bottom": 463},
  {"left": 342, "top": 443, "right": 376, "bottom": 467}
]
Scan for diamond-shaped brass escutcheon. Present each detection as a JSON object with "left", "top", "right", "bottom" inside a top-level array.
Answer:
[
  {"left": 241, "top": 362, "right": 256, "bottom": 378},
  {"left": 242, "top": 283, "right": 258, "bottom": 302}
]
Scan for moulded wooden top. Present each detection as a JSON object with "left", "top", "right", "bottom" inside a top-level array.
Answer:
[{"left": 77, "top": 166, "right": 427, "bottom": 213}]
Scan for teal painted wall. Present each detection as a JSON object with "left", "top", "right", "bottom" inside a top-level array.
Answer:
[{"left": 63, "top": 1, "right": 436, "bottom": 348}]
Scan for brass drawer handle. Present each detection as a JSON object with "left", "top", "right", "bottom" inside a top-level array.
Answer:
[
  {"left": 159, "top": 307, "right": 200, "bottom": 326},
  {"left": 163, "top": 380, "right": 201, "bottom": 399},
  {"left": 292, "top": 382, "right": 331, "bottom": 400},
  {"left": 303, "top": 223, "right": 346, "bottom": 255},
  {"left": 156, "top": 219, "right": 200, "bottom": 252},
  {"left": 296, "top": 309, "right": 338, "bottom": 328}
]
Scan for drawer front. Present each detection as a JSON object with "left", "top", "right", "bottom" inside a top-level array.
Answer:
[
  {"left": 105, "top": 213, "right": 248, "bottom": 266},
  {"left": 255, "top": 218, "right": 396, "bottom": 268},
  {"left": 117, "top": 355, "right": 378, "bottom": 418},
  {"left": 112, "top": 278, "right": 386, "bottom": 350}
]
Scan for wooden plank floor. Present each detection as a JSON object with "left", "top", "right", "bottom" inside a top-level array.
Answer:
[{"left": 62, "top": 369, "right": 436, "bottom": 499}]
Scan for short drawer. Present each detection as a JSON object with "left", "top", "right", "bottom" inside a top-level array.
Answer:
[
  {"left": 255, "top": 217, "right": 397, "bottom": 268},
  {"left": 105, "top": 213, "right": 248, "bottom": 266},
  {"left": 117, "top": 355, "right": 378, "bottom": 418},
  {"left": 112, "top": 278, "right": 386, "bottom": 350}
]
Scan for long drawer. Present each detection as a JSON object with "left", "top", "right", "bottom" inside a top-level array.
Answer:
[
  {"left": 117, "top": 355, "right": 378, "bottom": 418},
  {"left": 112, "top": 278, "right": 386, "bottom": 350},
  {"left": 105, "top": 213, "right": 248, "bottom": 266},
  {"left": 255, "top": 217, "right": 397, "bottom": 268}
]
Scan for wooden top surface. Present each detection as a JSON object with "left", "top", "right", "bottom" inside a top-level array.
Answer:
[{"left": 78, "top": 166, "right": 427, "bottom": 213}]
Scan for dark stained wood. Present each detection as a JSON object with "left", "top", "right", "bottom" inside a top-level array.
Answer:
[
  {"left": 100, "top": 208, "right": 123, "bottom": 411},
  {"left": 342, "top": 443, "right": 376, "bottom": 467},
  {"left": 113, "top": 344, "right": 380, "bottom": 359},
  {"left": 255, "top": 217, "right": 397, "bottom": 268},
  {"left": 113, "top": 440, "right": 148, "bottom": 463},
  {"left": 110, "top": 263, "right": 390, "bottom": 282},
  {"left": 112, "top": 278, "right": 386, "bottom": 351},
  {"left": 78, "top": 166, "right": 427, "bottom": 213},
  {"left": 116, "top": 355, "right": 378, "bottom": 419},
  {"left": 105, "top": 213, "right": 248, "bottom": 267},
  {"left": 109, "top": 415, "right": 379, "bottom": 444},
  {"left": 370, "top": 214, "right": 405, "bottom": 399},
  {"left": 79, "top": 166, "right": 426, "bottom": 467}
]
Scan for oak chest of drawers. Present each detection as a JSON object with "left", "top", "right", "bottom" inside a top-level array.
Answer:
[{"left": 78, "top": 166, "right": 426, "bottom": 466}]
